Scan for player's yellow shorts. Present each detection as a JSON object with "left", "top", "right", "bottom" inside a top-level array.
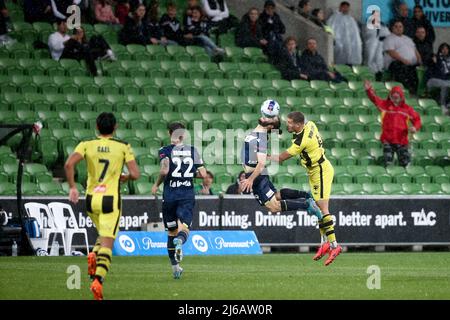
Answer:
[
  {"left": 86, "top": 193, "right": 122, "bottom": 239},
  {"left": 307, "top": 160, "right": 334, "bottom": 201}
]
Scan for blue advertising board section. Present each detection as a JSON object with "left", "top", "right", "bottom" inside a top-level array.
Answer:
[
  {"left": 112, "top": 230, "right": 262, "bottom": 256},
  {"left": 362, "top": 0, "right": 450, "bottom": 27}
]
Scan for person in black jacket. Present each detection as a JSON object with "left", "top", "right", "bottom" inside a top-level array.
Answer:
[
  {"left": 259, "top": 0, "right": 285, "bottom": 62},
  {"left": 412, "top": 5, "right": 435, "bottom": 44},
  {"left": 160, "top": 2, "right": 184, "bottom": 45},
  {"left": 235, "top": 7, "right": 267, "bottom": 49},
  {"left": 23, "top": 0, "right": 54, "bottom": 23},
  {"left": 118, "top": 4, "right": 150, "bottom": 45},
  {"left": 300, "top": 38, "right": 346, "bottom": 83},
  {"left": 391, "top": 2, "right": 414, "bottom": 39},
  {"left": 275, "top": 36, "right": 309, "bottom": 81},
  {"left": 184, "top": 5, "right": 224, "bottom": 57},
  {"left": 145, "top": 0, "right": 174, "bottom": 46},
  {"left": 426, "top": 43, "right": 450, "bottom": 114},
  {"left": 414, "top": 27, "right": 433, "bottom": 67}
]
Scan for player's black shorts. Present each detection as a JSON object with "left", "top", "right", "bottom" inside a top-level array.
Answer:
[
  {"left": 162, "top": 199, "right": 195, "bottom": 231},
  {"left": 246, "top": 173, "right": 277, "bottom": 206}
]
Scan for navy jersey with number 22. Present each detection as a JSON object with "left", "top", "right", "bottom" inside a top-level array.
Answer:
[{"left": 159, "top": 144, "right": 204, "bottom": 201}]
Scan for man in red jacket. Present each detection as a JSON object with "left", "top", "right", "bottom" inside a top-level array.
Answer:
[{"left": 364, "top": 80, "right": 422, "bottom": 167}]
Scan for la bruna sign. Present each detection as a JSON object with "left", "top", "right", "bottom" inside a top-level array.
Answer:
[
  {"left": 112, "top": 231, "right": 262, "bottom": 256},
  {"left": 1, "top": 196, "right": 449, "bottom": 248}
]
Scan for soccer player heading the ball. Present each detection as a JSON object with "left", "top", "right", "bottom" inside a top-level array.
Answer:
[
  {"left": 65, "top": 112, "right": 140, "bottom": 300},
  {"left": 152, "top": 122, "right": 207, "bottom": 280},
  {"left": 240, "top": 100, "right": 322, "bottom": 218},
  {"left": 270, "top": 111, "right": 342, "bottom": 266}
]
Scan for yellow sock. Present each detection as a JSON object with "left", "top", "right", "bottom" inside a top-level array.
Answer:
[
  {"left": 92, "top": 237, "right": 101, "bottom": 255},
  {"left": 95, "top": 247, "right": 112, "bottom": 282},
  {"left": 319, "top": 214, "right": 336, "bottom": 244}
]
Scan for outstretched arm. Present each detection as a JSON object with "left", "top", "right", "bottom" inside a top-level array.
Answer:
[
  {"left": 364, "top": 80, "right": 385, "bottom": 111},
  {"left": 269, "top": 151, "right": 293, "bottom": 164}
]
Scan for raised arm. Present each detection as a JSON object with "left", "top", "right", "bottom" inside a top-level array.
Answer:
[
  {"left": 364, "top": 80, "right": 386, "bottom": 111},
  {"left": 64, "top": 152, "right": 84, "bottom": 204}
]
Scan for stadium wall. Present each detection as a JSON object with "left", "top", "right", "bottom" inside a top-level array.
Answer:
[
  {"left": 227, "top": 0, "right": 335, "bottom": 65},
  {"left": 2, "top": 196, "right": 450, "bottom": 251}
]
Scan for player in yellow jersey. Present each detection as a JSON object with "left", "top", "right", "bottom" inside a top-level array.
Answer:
[
  {"left": 64, "top": 112, "right": 140, "bottom": 300},
  {"left": 270, "top": 111, "right": 342, "bottom": 266}
]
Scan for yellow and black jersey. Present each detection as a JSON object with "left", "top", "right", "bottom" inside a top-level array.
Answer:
[
  {"left": 74, "top": 136, "right": 135, "bottom": 196},
  {"left": 287, "top": 121, "right": 328, "bottom": 170}
]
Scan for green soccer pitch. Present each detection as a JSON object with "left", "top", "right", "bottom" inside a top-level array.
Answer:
[{"left": 1, "top": 253, "right": 450, "bottom": 300}]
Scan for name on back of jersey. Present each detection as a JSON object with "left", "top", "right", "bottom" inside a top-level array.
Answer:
[
  {"left": 97, "top": 146, "right": 110, "bottom": 153},
  {"left": 169, "top": 179, "right": 192, "bottom": 188}
]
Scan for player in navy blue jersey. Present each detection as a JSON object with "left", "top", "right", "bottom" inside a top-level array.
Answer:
[
  {"left": 152, "top": 122, "right": 207, "bottom": 279},
  {"left": 240, "top": 116, "right": 322, "bottom": 217}
]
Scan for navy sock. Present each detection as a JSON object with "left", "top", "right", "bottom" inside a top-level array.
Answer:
[
  {"left": 280, "top": 188, "right": 310, "bottom": 200},
  {"left": 281, "top": 199, "right": 308, "bottom": 212},
  {"left": 167, "top": 235, "right": 177, "bottom": 266},
  {"left": 176, "top": 230, "right": 189, "bottom": 244}
]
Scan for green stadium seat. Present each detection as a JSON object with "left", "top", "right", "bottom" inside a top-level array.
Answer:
[
  {"left": 343, "top": 183, "right": 364, "bottom": 195},
  {"left": 362, "top": 183, "right": 384, "bottom": 195},
  {"left": 185, "top": 46, "right": 210, "bottom": 62},
  {"left": 0, "top": 182, "right": 17, "bottom": 195},
  {"left": 39, "top": 182, "right": 64, "bottom": 195},
  {"left": 441, "top": 183, "right": 450, "bottom": 194},
  {"left": 421, "top": 183, "right": 442, "bottom": 194}
]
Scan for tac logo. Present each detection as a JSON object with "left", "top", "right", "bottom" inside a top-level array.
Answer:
[
  {"left": 411, "top": 209, "right": 436, "bottom": 226},
  {"left": 192, "top": 234, "right": 208, "bottom": 253},
  {"left": 118, "top": 234, "right": 136, "bottom": 253}
]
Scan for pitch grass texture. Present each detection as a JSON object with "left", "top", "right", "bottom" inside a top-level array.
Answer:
[{"left": 1, "top": 253, "right": 449, "bottom": 300}]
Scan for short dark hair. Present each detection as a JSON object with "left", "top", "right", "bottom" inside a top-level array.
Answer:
[
  {"left": 56, "top": 19, "right": 66, "bottom": 25},
  {"left": 284, "top": 36, "right": 297, "bottom": 47},
  {"left": 438, "top": 42, "right": 450, "bottom": 55},
  {"left": 298, "top": 0, "right": 310, "bottom": 9},
  {"left": 96, "top": 112, "right": 116, "bottom": 135},
  {"left": 340, "top": 1, "right": 350, "bottom": 7},
  {"left": 287, "top": 111, "right": 305, "bottom": 124},
  {"left": 168, "top": 122, "right": 186, "bottom": 135},
  {"left": 264, "top": 0, "right": 275, "bottom": 8},
  {"left": 206, "top": 171, "right": 214, "bottom": 179},
  {"left": 191, "top": 5, "right": 203, "bottom": 14},
  {"left": 311, "top": 8, "right": 321, "bottom": 17},
  {"left": 167, "top": 2, "right": 176, "bottom": 9}
]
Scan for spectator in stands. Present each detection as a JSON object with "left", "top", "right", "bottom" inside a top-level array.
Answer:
[
  {"left": 50, "top": 0, "right": 82, "bottom": 21},
  {"left": 297, "top": 0, "right": 312, "bottom": 20},
  {"left": 115, "top": 0, "right": 130, "bottom": 25},
  {"left": 311, "top": 8, "right": 333, "bottom": 35},
  {"left": 160, "top": 2, "right": 184, "bottom": 45},
  {"left": 391, "top": 2, "right": 414, "bottom": 39},
  {"left": 118, "top": 4, "right": 150, "bottom": 45},
  {"left": 145, "top": 0, "right": 174, "bottom": 46},
  {"left": 363, "top": 11, "right": 390, "bottom": 78},
  {"left": 201, "top": 0, "right": 238, "bottom": 42},
  {"left": 58, "top": 26, "right": 115, "bottom": 76},
  {"left": 364, "top": 79, "right": 421, "bottom": 167},
  {"left": 183, "top": 0, "right": 200, "bottom": 26},
  {"left": 94, "top": 0, "right": 120, "bottom": 25},
  {"left": 275, "top": 36, "right": 309, "bottom": 81},
  {"left": 226, "top": 171, "right": 252, "bottom": 195},
  {"left": 184, "top": 5, "right": 225, "bottom": 57},
  {"left": 0, "top": 0, "right": 14, "bottom": 46},
  {"left": 48, "top": 19, "right": 70, "bottom": 60},
  {"left": 235, "top": 7, "right": 267, "bottom": 49},
  {"left": 426, "top": 43, "right": 450, "bottom": 115},
  {"left": 412, "top": 5, "right": 435, "bottom": 44},
  {"left": 301, "top": 38, "right": 346, "bottom": 83},
  {"left": 23, "top": 0, "right": 54, "bottom": 24},
  {"left": 259, "top": 0, "right": 285, "bottom": 63},
  {"left": 327, "top": 1, "right": 362, "bottom": 66},
  {"left": 384, "top": 20, "right": 422, "bottom": 94},
  {"left": 414, "top": 26, "right": 433, "bottom": 67},
  {"left": 195, "top": 171, "right": 216, "bottom": 195}
]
